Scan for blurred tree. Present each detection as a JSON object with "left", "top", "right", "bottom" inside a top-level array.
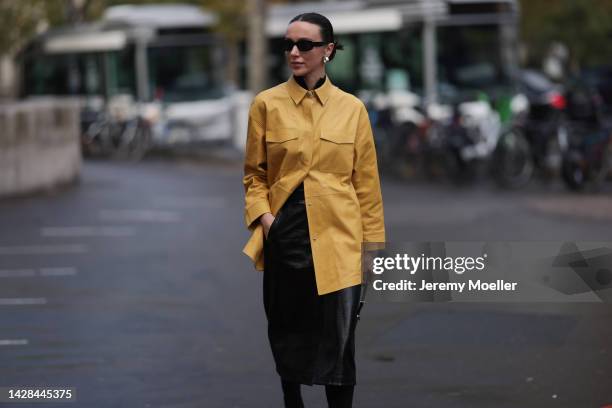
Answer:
[
  {"left": 0, "top": 0, "right": 66, "bottom": 97},
  {"left": 0, "top": 0, "right": 54, "bottom": 55},
  {"left": 246, "top": 0, "right": 267, "bottom": 92},
  {"left": 1, "top": 0, "right": 293, "bottom": 94},
  {"left": 1, "top": 0, "right": 250, "bottom": 54},
  {"left": 200, "top": 0, "right": 290, "bottom": 90},
  {"left": 520, "top": 0, "right": 612, "bottom": 70},
  {"left": 202, "top": 0, "right": 247, "bottom": 88}
]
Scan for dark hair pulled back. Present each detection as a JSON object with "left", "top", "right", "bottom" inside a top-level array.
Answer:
[{"left": 289, "top": 12, "right": 344, "bottom": 61}]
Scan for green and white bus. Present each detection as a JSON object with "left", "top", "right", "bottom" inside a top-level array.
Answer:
[
  {"left": 19, "top": 4, "right": 235, "bottom": 147},
  {"left": 265, "top": 0, "right": 520, "bottom": 106}
]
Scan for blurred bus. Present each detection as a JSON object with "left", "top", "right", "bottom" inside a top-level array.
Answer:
[
  {"left": 19, "top": 4, "right": 235, "bottom": 147},
  {"left": 265, "top": 0, "right": 520, "bottom": 107},
  {"left": 264, "top": 0, "right": 524, "bottom": 183}
]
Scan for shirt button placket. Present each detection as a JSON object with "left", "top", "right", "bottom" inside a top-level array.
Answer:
[
  {"left": 303, "top": 93, "right": 317, "bottom": 243},
  {"left": 301, "top": 93, "right": 315, "bottom": 167},
  {"left": 304, "top": 92, "right": 314, "bottom": 126}
]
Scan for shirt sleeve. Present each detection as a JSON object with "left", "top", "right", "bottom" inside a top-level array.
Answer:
[
  {"left": 352, "top": 101, "right": 386, "bottom": 244},
  {"left": 243, "top": 95, "right": 271, "bottom": 231}
]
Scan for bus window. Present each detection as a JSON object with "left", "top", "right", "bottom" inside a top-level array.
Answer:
[
  {"left": 358, "top": 33, "right": 385, "bottom": 91},
  {"left": 106, "top": 46, "right": 136, "bottom": 98},
  {"left": 437, "top": 24, "right": 512, "bottom": 101},
  {"left": 23, "top": 49, "right": 137, "bottom": 99},
  {"left": 380, "top": 27, "right": 424, "bottom": 95},
  {"left": 147, "top": 45, "right": 224, "bottom": 103},
  {"left": 353, "top": 28, "right": 424, "bottom": 96},
  {"left": 24, "top": 53, "right": 103, "bottom": 96}
]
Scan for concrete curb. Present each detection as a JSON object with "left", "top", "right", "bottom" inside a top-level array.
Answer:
[{"left": 0, "top": 98, "right": 82, "bottom": 199}]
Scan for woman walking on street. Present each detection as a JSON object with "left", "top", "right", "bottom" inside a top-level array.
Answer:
[{"left": 242, "top": 12, "right": 386, "bottom": 408}]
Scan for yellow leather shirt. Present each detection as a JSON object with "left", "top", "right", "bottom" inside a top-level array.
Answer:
[{"left": 242, "top": 74, "right": 386, "bottom": 295}]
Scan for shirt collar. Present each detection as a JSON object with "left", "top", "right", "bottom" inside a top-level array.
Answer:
[{"left": 286, "top": 74, "right": 333, "bottom": 106}]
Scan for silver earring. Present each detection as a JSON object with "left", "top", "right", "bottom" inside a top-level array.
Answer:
[{"left": 323, "top": 56, "right": 330, "bottom": 64}]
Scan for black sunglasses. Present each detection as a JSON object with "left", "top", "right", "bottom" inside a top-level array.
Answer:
[{"left": 283, "top": 38, "right": 327, "bottom": 52}]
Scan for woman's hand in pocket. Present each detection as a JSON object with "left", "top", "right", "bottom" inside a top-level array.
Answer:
[{"left": 260, "top": 213, "right": 276, "bottom": 239}]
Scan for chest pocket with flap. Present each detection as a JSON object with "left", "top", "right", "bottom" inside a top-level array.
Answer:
[
  {"left": 266, "top": 128, "right": 299, "bottom": 175},
  {"left": 318, "top": 130, "right": 355, "bottom": 174}
]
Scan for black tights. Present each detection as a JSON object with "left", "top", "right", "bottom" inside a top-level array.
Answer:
[
  {"left": 325, "top": 384, "right": 354, "bottom": 408},
  {"left": 281, "top": 379, "right": 354, "bottom": 408}
]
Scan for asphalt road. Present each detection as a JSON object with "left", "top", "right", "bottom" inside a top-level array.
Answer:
[{"left": 1, "top": 157, "right": 612, "bottom": 408}]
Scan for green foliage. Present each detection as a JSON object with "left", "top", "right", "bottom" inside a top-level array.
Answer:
[
  {"left": 0, "top": 0, "right": 62, "bottom": 54},
  {"left": 519, "top": 0, "right": 612, "bottom": 68},
  {"left": 0, "top": 0, "right": 248, "bottom": 55},
  {"left": 200, "top": 0, "right": 247, "bottom": 42}
]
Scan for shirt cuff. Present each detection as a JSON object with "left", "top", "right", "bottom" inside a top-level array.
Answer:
[
  {"left": 363, "top": 231, "right": 386, "bottom": 243},
  {"left": 245, "top": 200, "right": 272, "bottom": 230},
  {"left": 362, "top": 230, "right": 386, "bottom": 251}
]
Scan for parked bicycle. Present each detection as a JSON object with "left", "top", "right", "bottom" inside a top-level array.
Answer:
[
  {"left": 80, "top": 95, "right": 153, "bottom": 161},
  {"left": 364, "top": 89, "right": 426, "bottom": 180},
  {"left": 493, "top": 70, "right": 568, "bottom": 189},
  {"left": 422, "top": 89, "right": 508, "bottom": 185},
  {"left": 560, "top": 79, "right": 612, "bottom": 191}
]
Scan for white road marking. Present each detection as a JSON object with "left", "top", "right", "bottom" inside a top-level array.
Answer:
[
  {"left": 39, "top": 267, "right": 77, "bottom": 276},
  {"left": 0, "top": 244, "right": 88, "bottom": 256},
  {"left": 41, "top": 226, "right": 135, "bottom": 237},
  {"left": 0, "top": 267, "right": 77, "bottom": 278},
  {"left": 0, "top": 269, "right": 36, "bottom": 278},
  {"left": 152, "top": 196, "right": 227, "bottom": 209},
  {"left": 0, "top": 298, "right": 47, "bottom": 305},
  {"left": 99, "top": 209, "right": 182, "bottom": 222},
  {"left": 0, "top": 339, "right": 28, "bottom": 346}
]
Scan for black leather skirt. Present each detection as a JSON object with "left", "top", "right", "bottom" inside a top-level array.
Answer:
[{"left": 263, "top": 182, "right": 362, "bottom": 386}]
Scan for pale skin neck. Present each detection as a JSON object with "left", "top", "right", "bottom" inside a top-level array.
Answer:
[{"left": 303, "top": 66, "right": 326, "bottom": 90}]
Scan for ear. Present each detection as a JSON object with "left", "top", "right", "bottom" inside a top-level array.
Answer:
[{"left": 326, "top": 42, "right": 335, "bottom": 57}]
